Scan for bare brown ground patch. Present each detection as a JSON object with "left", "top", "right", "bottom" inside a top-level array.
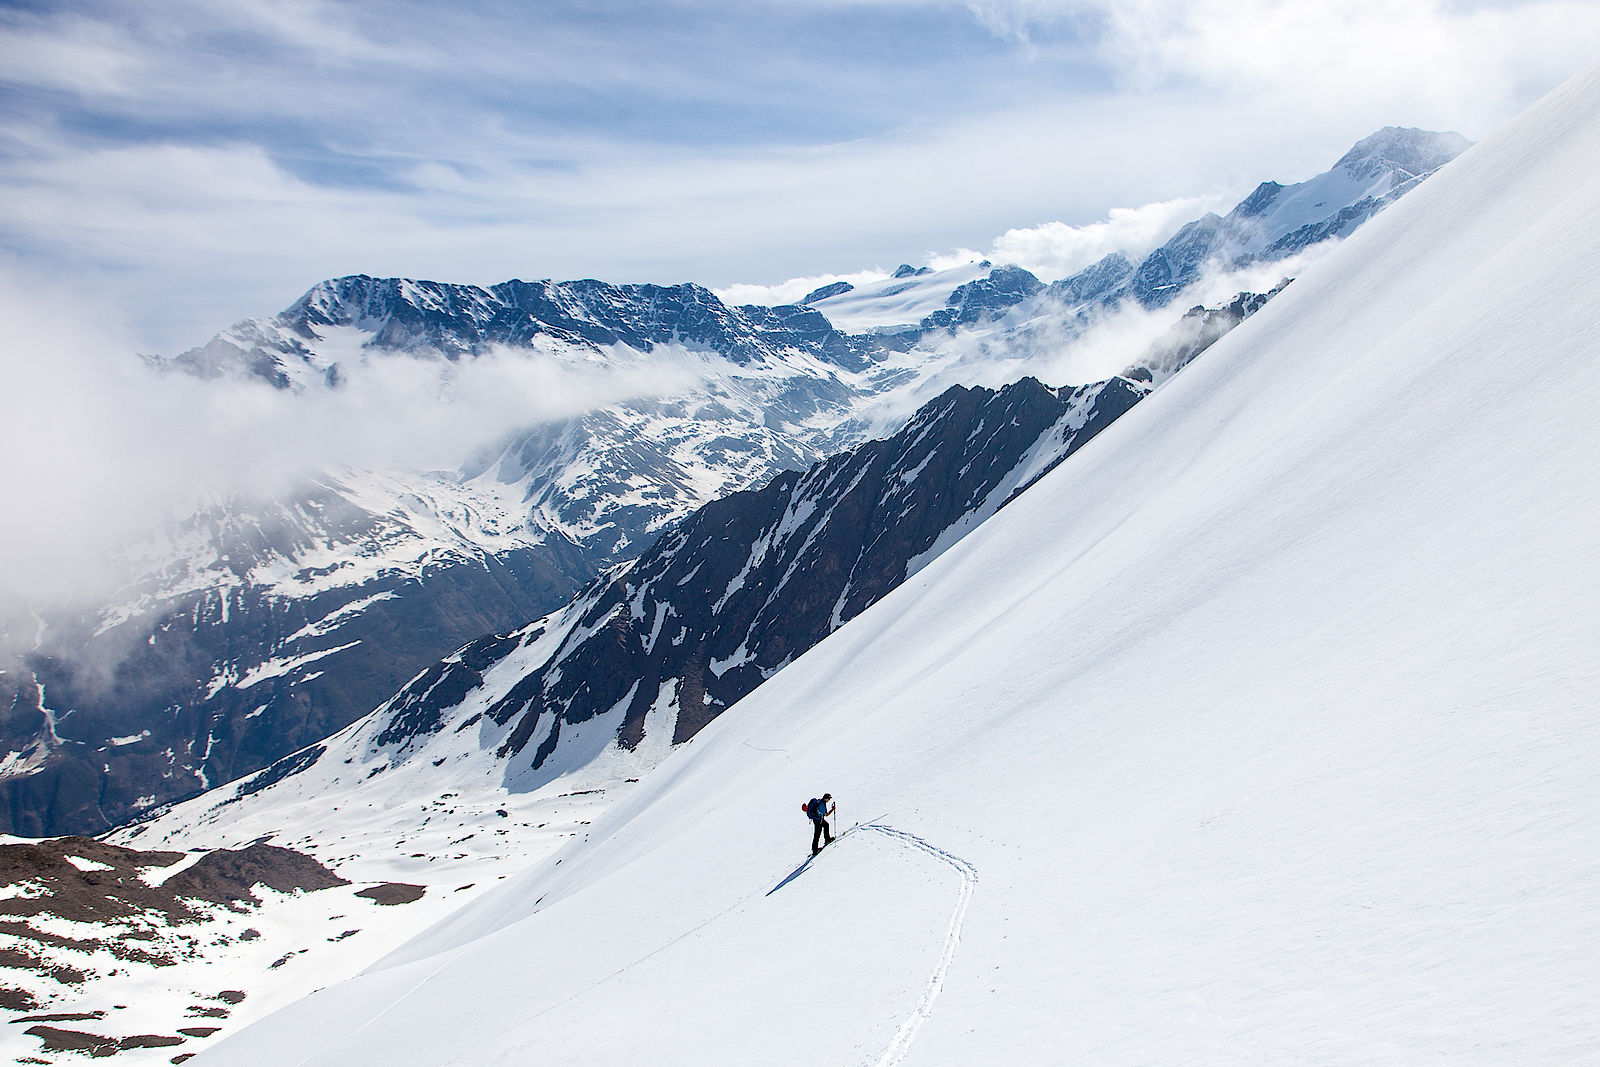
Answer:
[
  {"left": 0, "top": 985, "right": 41, "bottom": 1011},
  {"left": 356, "top": 882, "right": 426, "bottom": 905}
]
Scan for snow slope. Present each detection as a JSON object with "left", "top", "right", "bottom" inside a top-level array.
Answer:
[
  {"left": 202, "top": 71, "right": 1599, "bottom": 1067},
  {"left": 201, "top": 65, "right": 1600, "bottom": 1066}
]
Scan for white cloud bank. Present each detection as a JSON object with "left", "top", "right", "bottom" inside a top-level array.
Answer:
[
  {"left": 928, "top": 193, "right": 1224, "bottom": 279},
  {"left": 715, "top": 269, "right": 898, "bottom": 309},
  {"left": 718, "top": 193, "right": 1224, "bottom": 307},
  {"left": 0, "top": 265, "right": 699, "bottom": 606}
]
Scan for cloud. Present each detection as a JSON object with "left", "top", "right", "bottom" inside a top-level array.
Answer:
[
  {"left": 0, "top": 263, "right": 701, "bottom": 608},
  {"left": 714, "top": 269, "right": 896, "bottom": 308},
  {"left": 0, "top": 0, "right": 1594, "bottom": 355},
  {"left": 0, "top": 13, "right": 144, "bottom": 95},
  {"left": 1009, "top": 0, "right": 1600, "bottom": 122},
  {"left": 926, "top": 193, "right": 1225, "bottom": 280}
]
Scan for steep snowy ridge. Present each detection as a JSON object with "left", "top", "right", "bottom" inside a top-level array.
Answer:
[
  {"left": 807, "top": 126, "right": 1467, "bottom": 352},
  {"left": 480, "top": 374, "right": 1145, "bottom": 770},
  {"left": 201, "top": 65, "right": 1600, "bottom": 1065},
  {"left": 1044, "top": 125, "right": 1469, "bottom": 314}
]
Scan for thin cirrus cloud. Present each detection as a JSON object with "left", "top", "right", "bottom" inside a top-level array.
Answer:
[{"left": 0, "top": 0, "right": 1594, "bottom": 352}]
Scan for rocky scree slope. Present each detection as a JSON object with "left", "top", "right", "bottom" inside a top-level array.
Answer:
[{"left": 0, "top": 834, "right": 355, "bottom": 1065}]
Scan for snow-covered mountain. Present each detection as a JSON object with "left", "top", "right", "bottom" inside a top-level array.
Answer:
[
  {"left": 117, "top": 279, "right": 1275, "bottom": 845},
  {"left": 0, "top": 474, "right": 594, "bottom": 837},
  {"left": 1, "top": 126, "right": 1462, "bottom": 839},
  {"left": 15, "top": 289, "right": 1269, "bottom": 1062},
  {"left": 173, "top": 275, "right": 880, "bottom": 389},
  {"left": 187, "top": 65, "right": 1600, "bottom": 1065},
  {"left": 121, "top": 371, "right": 1151, "bottom": 833},
  {"left": 806, "top": 126, "right": 1469, "bottom": 331},
  {"left": 15, "top": 292, "right": 1315, "bottom": 1067},
  {"left": 6, "top": 291, "right": 891, "bottom": 837}
]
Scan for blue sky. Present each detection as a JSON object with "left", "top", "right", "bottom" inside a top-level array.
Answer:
[{"left": 1, "top": 0, "right": 1595, "bottom": 350}]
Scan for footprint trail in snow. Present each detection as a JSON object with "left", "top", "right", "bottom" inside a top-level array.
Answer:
[{"left": 858, "top": 824, "right": 979, "bottom": 1067}]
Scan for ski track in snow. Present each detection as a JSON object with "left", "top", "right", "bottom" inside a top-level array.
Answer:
[
  {"left": 858, "top": 824, "right": 979, "bottom": 1067},
  {"left": 311, "top": 821, "right": 978, "bottom": 1066}
]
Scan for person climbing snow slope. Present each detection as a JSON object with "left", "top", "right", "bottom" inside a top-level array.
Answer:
[{"left": 804, "top": 793, "right": 834, "bottom": 855}]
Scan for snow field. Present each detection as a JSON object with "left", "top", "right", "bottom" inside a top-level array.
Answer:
[
  {"left": 199, "top": 823, "right": 973, "bottom": 1066},
  {"left": 206, "top": 64, "right": 1600, "bottom": 1065},
  {"left": 12, "top": 784, "right": 619, "bottom": 1067}
]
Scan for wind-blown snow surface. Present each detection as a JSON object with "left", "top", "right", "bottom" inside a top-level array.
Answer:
[{"left": 209, "top": 69, "right": 1600, "bottom": 1065}]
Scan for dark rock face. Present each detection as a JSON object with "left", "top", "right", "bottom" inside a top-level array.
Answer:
[
  {"left": 801, "top": 281, "right": 855, "bottom": 304},
  {"left": 355, "top": 882, "right": 425, "bottom": 905},
  {"left": 234, "top": 745, "right": 326, "bottom": 800},
  {"left": 1125, "top": 286, "right": 1287, "bottom": 385},
  {"left": 453, "top": 374, "right": 1147, "bottom": 777},
  {"left": 921, "top": 266, "right": 1045, "bottom": 331}
]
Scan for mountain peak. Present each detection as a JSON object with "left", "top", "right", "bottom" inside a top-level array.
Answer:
[{"left": 1334, "top": 126, "right": 1472, "bottom": 180}]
